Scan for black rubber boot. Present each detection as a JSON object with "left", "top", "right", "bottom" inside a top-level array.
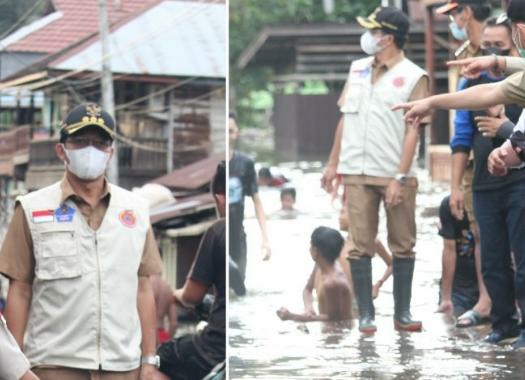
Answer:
[
  {"left": 350, "top": 257, "right": 376, "bottom": 333},
  {"left": 393, "top": 257, "right": 422, "bottom": 332}
]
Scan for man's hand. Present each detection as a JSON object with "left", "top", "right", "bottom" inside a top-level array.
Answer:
[
  {"left": 449, "top": 189, "right": 464, "bottom": 220},
  {"left": 447, "top": 56, "right": 497, "bottom": 79},
  {"left": 488, "top": 147, "right": 509, "bottom": 176},
  {"left": 437, "top": 299, "right": 454, "bottom": 314},
  {"left": 391, "top": 98, "right": 432, "bottom": 127},
  {"left": 21, "top": 370, "right": 40, "bottom": 380},
  {"left": 321, "top": 164, "right": 337, "bottom": 193},
  {"left": 475, "top": 115, "right": 508, "bottom": 138},
  {"left": 173, "top": 289, "right": 184, "bottom": 305},
  {"left": 276, "top": 307, "right": 292, "bottom": 321},
  {"left": 385, "top": 180, "right": 403, "bottom": 208},
  {"left": 372, "top": 281, "right": 383, "bottom": 299},
  {"left": 140, "top": 364, "right": 163, "bottom": 380},
  {"left": 262, "top": 242, "right": 271, "bottom": 261}
]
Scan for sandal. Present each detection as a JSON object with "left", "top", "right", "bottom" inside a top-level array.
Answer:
[{"left": 456, "top": 309, "right": 490, "bottom": 328}]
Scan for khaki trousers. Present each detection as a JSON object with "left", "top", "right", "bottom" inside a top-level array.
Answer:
[
  {"left": 346, "top": 181, "right": 417, "bottom": 259},
  {"left": 33, "top": 368, "right": 140, "bottom": 380}
]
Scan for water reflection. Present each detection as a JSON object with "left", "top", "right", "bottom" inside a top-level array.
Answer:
[{"left": 229, "top": 165, "right": 525, "bottom": 379}]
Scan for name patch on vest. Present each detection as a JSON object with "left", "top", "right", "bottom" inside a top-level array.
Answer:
[
  {"left": 119, "top": 210, "right": 137, "bottom": 228},
  {"left": 55, "top": 205, "right": 75, "bottom": 223},
  {"left": 351, "top": 66, "right": 371, "bottom": 78},
  {"left": 32, "top": 210, "right": 54, "bottom": 224}
]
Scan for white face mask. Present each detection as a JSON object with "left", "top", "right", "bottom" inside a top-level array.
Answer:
[
  {"left": 360, "top": 31, "right": 385, "bottom": 56},
  {"left": 63, "top": 145, "right": 110, "bottom": 180}
]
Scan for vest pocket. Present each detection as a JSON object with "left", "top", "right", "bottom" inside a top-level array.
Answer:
[{"left": 36, "top": 230, "right": 81, "bottom": 280}]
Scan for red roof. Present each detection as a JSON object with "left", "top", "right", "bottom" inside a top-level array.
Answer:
[{"left": 6, "top": 0, "right": 159, "bottom": 53}]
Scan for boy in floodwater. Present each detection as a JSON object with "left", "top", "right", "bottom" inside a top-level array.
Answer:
[{"left": 276, "top": 226, "right": 352, "bottom": 322}]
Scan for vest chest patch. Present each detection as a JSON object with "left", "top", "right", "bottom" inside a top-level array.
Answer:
[
  {"left": 392, "top": 76, "right": 405, "bottom": 88},
  {"left": 55, "top": 205, "right": 75, "bottom": 223},
  {"left": 351, "top": 66, "right": 371, "bottom": 79},
  {"left": 119, "top": 209, "right": 137, "bottom": 228},
  {"left": 32, "top": 209, "right": 54, "bottom": 224}
]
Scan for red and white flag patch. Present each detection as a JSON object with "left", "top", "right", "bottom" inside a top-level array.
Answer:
[{"left": 32, "top": 210, "right": 54, "bottom": 223}]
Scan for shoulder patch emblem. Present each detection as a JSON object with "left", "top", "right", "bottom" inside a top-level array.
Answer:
[
  {"left": 393, "top": 77, "right": 405, "bottom": 88},
  {"left": 55, "top": 205, "right": 75, "bottom": 223},
  {"left": 119, "top": 210, "right": 137, "bottom": 228}
]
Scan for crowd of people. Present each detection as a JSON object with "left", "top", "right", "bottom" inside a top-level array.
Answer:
[{"left": 228, "top": 0, "right": 525, "bottom": 355}]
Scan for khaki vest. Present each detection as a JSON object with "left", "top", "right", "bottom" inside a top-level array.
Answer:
[
  {"left": 18, "top": 182, "right": 149, "bottom": 371},
  {"left": 338, "top": 56, "right": 427, "bottom": 178}
]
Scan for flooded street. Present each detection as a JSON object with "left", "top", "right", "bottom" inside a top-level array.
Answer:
[{"left": 229, "top": 164, "right": 525, "bottom": 380}]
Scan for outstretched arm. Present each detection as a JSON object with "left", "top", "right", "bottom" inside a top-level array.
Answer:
[
  {"left": 438, "top": 239, "right": 456, "bottom": 314},
  {"left": 302, "top": 266, "right": 316, "bottom": 315},
  {"left": 252, "top": 193, "right": 271, "bottom": 260},
  {"left": 392, "top": 83, "right": 507, "bottom": 127},
  {"left": 372, "top": 240, "right": 392, "bottom": 298},
  {"left": 321, "top": 116, "right": 344, "bottom": 193},
  {"left": 276, "top": 307, "right": 330, "bottom": 322}
]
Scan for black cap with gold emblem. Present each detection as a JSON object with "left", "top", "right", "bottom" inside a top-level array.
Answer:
[
  {"left": 357, "top": 6, "right": 410, "bottom": 38},
  {"left": 60, "top": 103, "right": 115, "bottom": 141}
]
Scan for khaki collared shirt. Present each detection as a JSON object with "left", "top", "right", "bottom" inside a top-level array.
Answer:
[
  {"left": 0, "top": 176, "right": 162, "bottom": 283},
  {"left": 501, "top": 71, "right": 525, "bottom": 107}
]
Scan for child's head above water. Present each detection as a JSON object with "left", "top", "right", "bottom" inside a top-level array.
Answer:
[
  {"left": 280, "top": 187, "right": 296, "bottom": 210},
  {"left": 310, "top": 226, "right": 344, "bottom": 264}
]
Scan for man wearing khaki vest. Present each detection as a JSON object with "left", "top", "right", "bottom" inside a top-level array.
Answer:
[
  {"left": 321, "top": 6, "right": 429, "bottom": 333},
  {"left": 0, "top": 104, "right": 163, "bottom": 379}
]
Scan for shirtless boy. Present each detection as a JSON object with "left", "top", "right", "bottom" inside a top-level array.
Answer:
[{"left": 276, "top": 226, "right": 352, "bottom": 322}]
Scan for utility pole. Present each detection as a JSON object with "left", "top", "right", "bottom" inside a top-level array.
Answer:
[
  {"left": 382, "top": 0, "right": 402, "bottom": 8},
  {"left": 98, "top": 0, "right": 118, "bottom": 184},
  {"left": 166, "top": 91, "right": 174, "bottom": 173},
  {"left": 322, "top": 0, "right": 334, "bottom": 14}
]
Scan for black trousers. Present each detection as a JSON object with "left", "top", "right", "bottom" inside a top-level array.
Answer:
[{"left": 158, "top": 334, "right": 216, "bottom": 380}]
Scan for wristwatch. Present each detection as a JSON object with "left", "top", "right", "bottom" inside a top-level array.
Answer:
[
  {"left": 394, "top": 173, "right": 408, "bottom": 185},
  {"left": 141, "top": 355, "right": 161, "bottom": 368}
]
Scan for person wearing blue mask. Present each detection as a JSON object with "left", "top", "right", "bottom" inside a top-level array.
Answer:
[
  {"left": 436, "top": 3, "right": 493, "bottom": 329},
  {"left": 393, "top": 0, "right": 525, "bottom": 351},
  {"left": 445, "top": 17, "right": 524, "bottom": 336},
  {"left": 438, "top": 0, "right": 492, "bottom": 54},
  {"left": 437, "top": 0, "right": 492, "bottom": 94},
  {"left": 321, "top": 6, "right": 429, "bottom": 334}
]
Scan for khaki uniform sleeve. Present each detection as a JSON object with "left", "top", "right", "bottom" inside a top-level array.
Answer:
[
  {"left": 0, "top": 204, "right": 35, "bottom": 284},
  {"left": 337, "top": 79, "right": 350, "bottom": 109},
  {"left": 408, "top": 75, "right": 431, "bottom": 124},
  {"left": 504, "top": 57, "right": 525, "bottom": 75},
  {"left": 501, "top": 72, "right": 525, "bottom": 107},
  {"left": 138, "top": 227, "right": 163, "bottom": 276}
]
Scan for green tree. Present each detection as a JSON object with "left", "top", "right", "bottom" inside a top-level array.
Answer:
[
  {"left": 230, "top": 0, "right": 379, "bottom": 128},
  {"left": 0, "top": 0, "right": 52, "bottom": 39}
]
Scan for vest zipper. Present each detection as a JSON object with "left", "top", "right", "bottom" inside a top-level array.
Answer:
[
  {"left": 363, "top": 81, "right": 373, "bottom": 174},
  {"left": 95, "top": 233, "right": 102, "bottom": 369}
]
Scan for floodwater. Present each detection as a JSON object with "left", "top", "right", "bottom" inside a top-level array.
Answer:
[{"left": 228, "top": 164, "right": 525, "bottom": 380}]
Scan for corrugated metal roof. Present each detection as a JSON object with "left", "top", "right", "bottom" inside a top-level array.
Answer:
[
  {"left": 151, "top": 153, "right": 224, "bottom": 190},
  {"left": 52, "top": 1, "right": 226, "bottom": 78},
  {"left": 4, "top": 0, "right": 159, "bottom": 53}
]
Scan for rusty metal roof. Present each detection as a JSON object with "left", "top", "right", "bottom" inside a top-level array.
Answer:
[
  {"left": 150, "top": 192, "right": 215, "bottom": 225},
  {"left": 151, "top": 153, "right": 224, "bottom": 190}
]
